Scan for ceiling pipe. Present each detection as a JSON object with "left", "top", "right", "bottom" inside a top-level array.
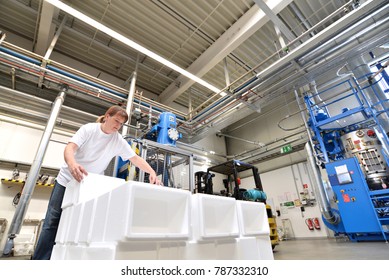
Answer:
[
  {"left": 0, "top": 0, "right": 387, "bottom": 142},
  {"left": 232, "top": 130, "right": 307, "bottom": 161},
  {"left": 215, "top": 0, "right": 387, "bottom": 124},
  {"left": 289, "top": 2, "right": 315, "bottom": 38},
  {"left": 0, "top": 40, "right": 185, "bottom": 118},
  {"left": 0, "top": 45, "right": 186, "bottom": 124},
  {"left": 189, "top": 0, "right": 355, "bottom": 117},
  {"left": 217, "top": 133, "right": 265, "bottom": 147}
]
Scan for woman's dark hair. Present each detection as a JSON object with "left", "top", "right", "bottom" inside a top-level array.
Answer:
[{"left": 96, "top": 105, "right": 129, "bottom": 123}]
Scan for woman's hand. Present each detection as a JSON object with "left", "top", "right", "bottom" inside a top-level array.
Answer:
[
  {"left": 149, "top": 171, "right": 162, "bottom": 186},
  {"left": 69, "top": 163, "right": 88, "bottom": 182}
]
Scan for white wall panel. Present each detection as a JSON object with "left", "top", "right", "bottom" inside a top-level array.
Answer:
[{"left": 241, "top": 162, "right": 328, "bottom": 239}]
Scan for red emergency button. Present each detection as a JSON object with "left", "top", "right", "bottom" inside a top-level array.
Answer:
[{"left": 367, "top": 130, "right": 376, "bottom": 138}]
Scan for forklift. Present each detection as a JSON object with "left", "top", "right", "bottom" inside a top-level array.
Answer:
[{"left": 195, "top": 159, "right": 279, "bottom": 249}]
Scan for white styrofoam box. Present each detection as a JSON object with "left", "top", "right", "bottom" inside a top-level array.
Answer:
[
  {"left": 62, "top": 179, "right": 79, "bottom": 209},
  {"left": 50, "top": 244, "right": 67, "bottom": 260},
  {"left": 89, "top": 191, "right": 111, "bottom": 242},
  {"left": 236, "top": 201, "right": 270, "bottom": 236},
  {"left": 55, "top": 206, "right": 74, "bottom": 244},
  {"left": 115, "top": 241, "right": 159, "bottom": 260},
  {"left": 105, "top": 181, "right": 191, "bottom": 241},
  {"left": 64, "top": 245, "right": 86, "bottom": 260},
  {"left": 191, "top": 193, "right": 239, "bottom": 241},
  {"left": 67, "top": 203, "right": 84, "bottom": 244},
  {"left": 236, "top": 237, "right": 261, "bottom": 260},
  {"left": 183, "top": 240, "right": 217, "bottom": 260},
  {"left": 78, "top": 198, "right": 96, "bottom": 244},
  {"left": 255, "top": 236, "right": 274, "bottom": 260},
  {"left": 215, "top": 239, "right": 239, "bottom": 260},
  {"left": 83, "top": 242, "right": 116, "bottom": 260},
  {"left": 157, "top": 241, "right": 186, "bottom": 260},
  {"left": 61, "top": 173, "right": 125, "bottom": 209}
]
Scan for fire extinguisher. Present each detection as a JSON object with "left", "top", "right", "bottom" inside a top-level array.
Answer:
[
  {"left": 305, "top": 218, "right": 314, "bottom": 230},
  {"left": 313, "top": 217, "right": 321, "bottom": 230}
]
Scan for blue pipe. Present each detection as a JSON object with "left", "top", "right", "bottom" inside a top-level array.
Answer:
[
  {"left": 232, "top": 76, "right": 258, "bottom": 94},
  {"left": 49, "top": 65, "right": 185, "bottom": 120},
  {"left": 191, "top": 95, "right": 229, "bottom": 121},
  {"left": 47, "top": 65, "right": 127, "bottom": 98},
  {"left": 0, "top": 46, "right": 185, "bottom": 121},
  {"left": 0, "top": 46, "right": 41, "bottom": 65}
]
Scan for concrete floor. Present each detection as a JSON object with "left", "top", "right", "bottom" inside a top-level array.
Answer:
[
  {"left": 1, "top": 238, "right": 389, "bottom": 260},
  {"left": 273, "top": 238, "right": 389, "bottom": 260}
]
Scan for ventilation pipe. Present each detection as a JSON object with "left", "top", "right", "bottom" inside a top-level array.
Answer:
[
  {"left": 2, "top": 85, "right": 68, "bottom": 257},
  {"left": 348, "top": 56, "right": 389, "bottom": 122},
  {"left": 305, "top": 143, "right": 340, "bottom": 225}
]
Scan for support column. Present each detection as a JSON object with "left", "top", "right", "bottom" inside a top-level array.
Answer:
[
  {"left": 122, "top": 54, "right": 139, "bottom": 137},
  {"left": 2, "top": 86, "right": 67, "bottom": 256}
]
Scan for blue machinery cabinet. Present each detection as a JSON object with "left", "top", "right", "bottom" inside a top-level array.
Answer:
[{"left": 325, "top": 157, "right": 389, "bottom": 241}]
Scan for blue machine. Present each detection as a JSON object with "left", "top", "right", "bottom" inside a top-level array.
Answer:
[
  {"left": 304, "top": 77, "right": 389, "bottom": 242},
  {"left": 146, "top": 112, "right": 182, "bottom": 146},
  {"left": 324, "top": 157, "right": 387, "bottom": 241},
  {"left": 116, "top": 112, "right": 182, "bottom": 181}
]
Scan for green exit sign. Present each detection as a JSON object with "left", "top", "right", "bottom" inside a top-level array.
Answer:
[{"left": 281, "top": 144, "right": 292, "bottom": 154}]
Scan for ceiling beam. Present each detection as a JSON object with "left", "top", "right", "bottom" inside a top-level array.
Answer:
[
  {"left": 158, "top": 0, "right": 293, "bottom": 106},
  {"left": 253, "top": 0, "right": 296, "bottom": 43},
  {"left": 34, "top": 0, "right": 59, "bottom": 56}
]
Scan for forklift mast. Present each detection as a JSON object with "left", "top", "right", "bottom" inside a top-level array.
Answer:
[{"left": 206, "top": 160, "right": 264, "bottom": 199}]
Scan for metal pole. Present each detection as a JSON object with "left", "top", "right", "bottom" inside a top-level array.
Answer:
[
  {"left": 139, "top": 141, "right": 147, "bottom": 183},
  {"left": 122, "top": 54, "right": 139, "bottom": 137},
  {"left": 223, "top": 58, "right": 230, "bottom": 87},
  {"left": 2, "top": 85, "right": 67, "bottom": 256},
  {"left": 188, "top": 155, "right": 194, "bottom": 193}
]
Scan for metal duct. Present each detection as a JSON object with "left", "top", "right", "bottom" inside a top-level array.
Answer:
[{"left": 305, "top": 143, "right": 340, "bottom": 225}]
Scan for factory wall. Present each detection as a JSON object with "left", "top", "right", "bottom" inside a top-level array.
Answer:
[
  {"left": 240, "top": 163, "right": 328, "bottom": 239},
  {"left": 225, "top": 90, "right": 306, "bottom": 172},
  {"left": 224, "top": 91, "right": 330, "bottom": 239}
]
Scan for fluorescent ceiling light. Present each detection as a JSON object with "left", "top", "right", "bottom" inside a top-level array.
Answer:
[{"left": 45, "top": 0, "right": 223, "bottom": 96}]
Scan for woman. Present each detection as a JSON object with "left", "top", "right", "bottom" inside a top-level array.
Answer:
[{"left": 32, "top": 105, "right": 160, "bottom": 260}]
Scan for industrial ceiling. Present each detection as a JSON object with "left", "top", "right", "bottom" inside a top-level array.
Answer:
[{"left": 0, "top": 0, "right": 388, "bottom": 144}]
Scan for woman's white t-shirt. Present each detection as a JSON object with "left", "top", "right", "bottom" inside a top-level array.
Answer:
[{"left": 56, "top": 123, "right": 136, "bottom": 186}]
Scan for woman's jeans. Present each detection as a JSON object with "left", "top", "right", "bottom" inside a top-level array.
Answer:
[{"left": 32, "top": 181, "right": 65, "bottom": 260}]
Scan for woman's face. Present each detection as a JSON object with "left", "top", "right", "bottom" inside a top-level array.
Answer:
[{"left": 102, "top": 112, "right": 125, "bottom": 134}]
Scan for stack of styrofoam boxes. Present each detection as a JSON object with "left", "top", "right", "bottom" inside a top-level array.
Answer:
[
  {"left": 51, "top": 173, "right": 126, "bottom": 259},
  {"left": 236, "top": 201, "right": 274, "bottom": 260},
  {"left": 185, "top": 193, "right": 240, "bottom": 259},
  {"left": 51, "top": 173, "right": 191, "bottom": 260},
  {"left": 51, "top": 173, "right": 273, "bottom": 260}
]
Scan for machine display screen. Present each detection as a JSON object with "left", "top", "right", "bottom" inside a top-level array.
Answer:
[{"left": 335, "top": 165, "right": 353, "bottom": 184}]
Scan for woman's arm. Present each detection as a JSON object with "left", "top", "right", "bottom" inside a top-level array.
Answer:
[{"left": 129, "top": 155, "right": 161, "bottom": 185}]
